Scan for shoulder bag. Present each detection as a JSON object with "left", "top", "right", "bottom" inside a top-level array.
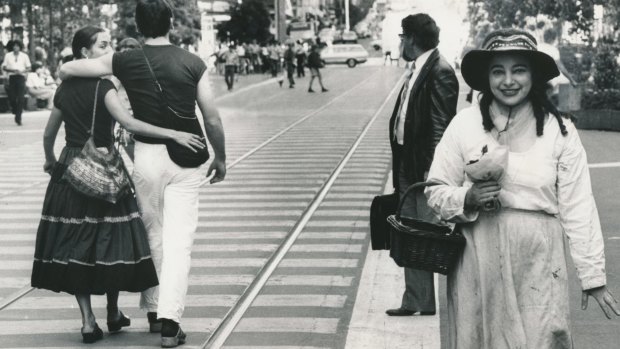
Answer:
[
  {"left": 62, "top": 80, "right": 133, "bottom": 204},
  {"left": 142, "top": 49, "right": 210, "bottom": 168}
]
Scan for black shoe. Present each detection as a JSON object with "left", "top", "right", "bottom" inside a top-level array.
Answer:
[
  {"left": 161, "top": 319, "right": 186, "bottom": 348},
  {"left": 148, "top": 312, "right": 162, "bottom": 333},
  {"left": 289, "top": 85, "right": 294, "bottom": 88},
  {"left": 107, "top": 311, "right": 131, "bottom": 333},
  {"left": 419, "top": 311, "right": 436, "bottom": 316},
  {"left": 385, "top": 307, "right": 415, "bottom": 316},
  {"left": 308, "top": 88, "right": 315, "bottom": 93},
  {"left": 321, "top": 88, "right": 328, "bottom": 92},
  {"left": 15, "top": 117, "right": 21, "bottom": 126},
  {"left": 81, "top": 323, "right": 104, "bottom": 344},
  {"left": 278, "top": 80, "right": 283, "bottom": 87}
]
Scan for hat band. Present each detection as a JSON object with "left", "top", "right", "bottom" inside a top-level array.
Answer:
[{"left": 484, "top": 35, "right": 537, "bottom": 51}]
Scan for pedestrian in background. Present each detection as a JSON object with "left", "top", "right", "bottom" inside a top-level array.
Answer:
[
  {"left": 306, "top": 45, "right": 328, "bottom": 93},
  {"left": 2, "top": 40, "right": 31, "bottom": 125},
  {"left": 31, "top": 25, "right": 201, "bottom": 345},
  {"left": 426, "top": 28, "right": 620, "bottom": 349},
  {"left": 269, "top": 42, "right": 281, "bottom": 78},
  {"left": 295, "top": 40, "right": 307, "bottom": 78},
  {"left": 60, "top": 0, "right": 227, "bottom": 347},
  {"left": 283, "top": 41, "right": 296, "bottom": 88},
  {"left": 386, "top": 13, "right": 459, "bottom": 317},
  {"left": 222, "top": 45, "right": 239, "bottom": 91}
]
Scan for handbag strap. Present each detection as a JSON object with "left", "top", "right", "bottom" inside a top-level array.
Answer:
[
  {"left": 89, "top": 80, "right": 101, "bottom": 136},
  {"left": 141, "top": 49, "right": 169, "bottom": 105}
]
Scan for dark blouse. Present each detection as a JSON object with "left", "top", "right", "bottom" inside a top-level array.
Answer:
[{"left": 53, "top": 78, "right": 116, "bottom": 148}]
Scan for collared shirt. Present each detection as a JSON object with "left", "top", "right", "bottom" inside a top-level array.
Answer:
[
  {"left": 2, "top": 51, "right": 31, "bottom": 76},
  {"left": 395, "top": 48, "right": 435, "bottom": 145}
]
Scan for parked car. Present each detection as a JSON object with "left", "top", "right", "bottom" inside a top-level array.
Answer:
[
  {"left": 320, "top": 44, "right": 369, "bottom": 68},
  {"left": 332, "top": 30, "right": 358, "bottom": 44}
]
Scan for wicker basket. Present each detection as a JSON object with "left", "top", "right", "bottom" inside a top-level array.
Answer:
[{"left": 387, "top": 182, "right": 465, "bottom": 275}]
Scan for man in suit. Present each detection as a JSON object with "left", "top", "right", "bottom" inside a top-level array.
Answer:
[{"left": 386, "top": 13, "right": 459, "bottom": 316}]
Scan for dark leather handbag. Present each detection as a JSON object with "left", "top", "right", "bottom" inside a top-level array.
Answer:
[
  {"left": 142, "top": 50, "right": 210, "bottom": 168},
  {"left": 62, "top": 81, "right": 133, "bottom": 204},
  {"left": 370, "top": 192, "right": 398, "bottom": 250}
]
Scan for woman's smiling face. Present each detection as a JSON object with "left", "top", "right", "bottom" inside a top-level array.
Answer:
[{"left": 488, "top": 53, "right": 532, "bottom": 107}]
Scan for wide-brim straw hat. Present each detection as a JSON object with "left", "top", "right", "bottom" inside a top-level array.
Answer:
[{"left": 461, "top": 28, "right": 559, "bottom": 91}]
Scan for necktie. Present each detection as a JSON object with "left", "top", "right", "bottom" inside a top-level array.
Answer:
[{"left": 394, "top": 63, "right": 415, "bottom": 142}]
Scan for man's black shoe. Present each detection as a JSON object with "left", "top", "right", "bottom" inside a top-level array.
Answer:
[
  {"left": 386, "top": 308, "right": 437, "bottom": 316},
  {"left": 148, "top": 312, "right": 162, "bottom": 333},
  {"left": 385, "top": 307, "right": 415, "bottom": 316},
  {"left": 161, "top": 319, "right": 186, "bottom": 348},
  {"left": 308, "top": 88, "right": 315, "bottom": 93}
]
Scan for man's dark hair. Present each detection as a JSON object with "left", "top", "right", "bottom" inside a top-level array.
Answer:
[
  {"left": 71, "top": 26, "right": 105, "bottom": 59},
  {"left": 401, "top": 13, "right": 440, "bottom": 51},
  {"left": 7, "top": 40, "right": 24, "bottom": 51},
  {"left": 135, "top": 0, "right": 173, "bottom": 38}
]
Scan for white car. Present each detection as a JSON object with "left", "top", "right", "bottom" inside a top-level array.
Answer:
[{"left": 320, "top": 44, "right": 369, "bottom": 68}]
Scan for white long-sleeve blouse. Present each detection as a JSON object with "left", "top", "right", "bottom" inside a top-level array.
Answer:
[{"left": 425, "top": 104, "right": 606, "bottom": 290}]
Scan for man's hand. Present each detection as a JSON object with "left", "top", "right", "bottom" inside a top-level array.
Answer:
[
  {"left": 582, "top": 286, "right": 620, "bottom": 319},
  {"left": 207, "top": 158, "right": 226, "bottom": 184},
  {"left": 464, "top": 181, "right": 501, "bottom": 209}
]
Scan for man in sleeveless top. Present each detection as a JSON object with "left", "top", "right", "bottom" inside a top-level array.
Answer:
[{"left": 60, "top": 1, "right": 226, "bottom": 347}]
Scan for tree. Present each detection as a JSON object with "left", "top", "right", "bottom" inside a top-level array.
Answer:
[
  {"left": 467, "top": 0, "right": 602, "bottom": 41},
  {"left": 216, "top": 0, "right": 271, "bottom": 44},
  {"left": 115, "top": 0, "right": 202, "bottom": 48}
]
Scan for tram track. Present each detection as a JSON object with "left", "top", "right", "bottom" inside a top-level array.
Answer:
[{"left": 0, "top": 67, "right": 403, "bottom": 348}]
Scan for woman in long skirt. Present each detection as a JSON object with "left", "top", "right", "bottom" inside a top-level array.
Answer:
[
  {"left": 31, "top": 26, "right": 205, "bottom": 344},
  {"left": 425, "top": 28, "right": 620, "bottom": 349}
]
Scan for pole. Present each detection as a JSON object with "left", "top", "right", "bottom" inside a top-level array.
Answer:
[
  {"left": 344, "top": 0, "right": 350, "bottom": 31},
  {"left": 276, "top": 0, "right": 287, "bottom": 42}
]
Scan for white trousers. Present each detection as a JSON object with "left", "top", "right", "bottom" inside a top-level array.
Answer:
[{"left": 133, "top": 142, "right": 202, "bottom": 323}]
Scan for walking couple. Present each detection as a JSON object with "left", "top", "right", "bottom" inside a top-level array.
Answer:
[{"left": 30, "top": 0, "right": 226, "bottom": 347}]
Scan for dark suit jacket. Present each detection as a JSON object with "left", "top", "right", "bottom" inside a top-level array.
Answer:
[{"left": 389, "top": 49, "right": 459, "bottom": 190}]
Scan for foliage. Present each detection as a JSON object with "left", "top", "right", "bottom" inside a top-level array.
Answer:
[
  {"left": 216, "top": 0, "right": 271, "bottom": 44},
  {"left": 582, "top": 89, "right": 620, "bottom": 110},
  {"left": 580, "top": 37, "right": 620, "bottom": 110},
  {"left": 559, "top": 43, "right": 595, "bottom": 83},
  {"left": 590, "top": 37, "right": 620, "bottom": 90},
  {"left": 466, "top": 0, "right": 602, "bottom": 42},
  {"left": 115, "top": 0, "right": 201, "bottom": 47}
]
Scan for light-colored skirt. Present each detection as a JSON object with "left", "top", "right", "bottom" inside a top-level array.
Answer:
[{"left": 447, "top": 209, "right": 572, "bottom": 349}]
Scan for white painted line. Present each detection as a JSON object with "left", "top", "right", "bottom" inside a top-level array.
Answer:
[
  {"left": 224, "top": 347, "right": 328, "bottom": 349},
  {"left": 0, "top": 277, "right": 29, "bottom": 288},
  {"left": 265, "top": 275, "right": 353, "bottom": 287},
  {"left": 305, "top": 221, "right": 370, "bottom": 228},
  {"left": 589, "top": 162, "right": 620, "bottom": 168},
  {"left": 313, "top": 210, "right": 369, "bottom": 216},
  {"left": 0, "top": 258, "right": 359, "bottom": 271},
  {"left": 290, "top": 244, "right": 363, "bottom": 253},
  {"left": 235, "top": 318, "right": 339, "bottom": 334},
  {"left": 191, "top": 244, "right": 278, "bottom": 252},
  {"left": 0, "top": 318, "right": 219, "bottom": 336}
]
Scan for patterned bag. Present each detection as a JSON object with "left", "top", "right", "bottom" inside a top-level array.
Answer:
[{"left": 62, "top": 80, "right": 132, "bottom": 204}]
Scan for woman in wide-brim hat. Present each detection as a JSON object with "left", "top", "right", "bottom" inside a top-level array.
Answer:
[{"left": 424, "top": 28, "right": 619, "bottom": 349}]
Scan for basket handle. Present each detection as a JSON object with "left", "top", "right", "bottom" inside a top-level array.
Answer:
[{"left": 396, "top": 181, "right": 441, "bottom": 220}]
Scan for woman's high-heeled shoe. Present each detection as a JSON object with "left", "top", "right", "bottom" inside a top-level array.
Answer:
[
  {"left": 81, "top": 323, "right": 104, "bottom": 344},
  {"left": 107, "top": 311, "right": 131, "bottom": 333}
]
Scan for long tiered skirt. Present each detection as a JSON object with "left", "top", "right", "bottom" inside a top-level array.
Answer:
[{"left": 31, "top": 147, "right": 158, "bottom": 295}]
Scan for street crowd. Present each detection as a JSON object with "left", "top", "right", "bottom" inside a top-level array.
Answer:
[{"left": 1, "top": 0, "right": 619, "bottom": 348}]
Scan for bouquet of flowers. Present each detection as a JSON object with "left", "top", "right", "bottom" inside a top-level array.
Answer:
[{"left": 464, "top": 144, "right": 509, "bottom": 211}]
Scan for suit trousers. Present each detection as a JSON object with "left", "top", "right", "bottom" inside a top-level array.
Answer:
[
  {"left": 398, "top": 162, "right": 437, "bottom": 312},
  {"left": 133, "top": 142, "right": 202, "bottom": 323}
]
